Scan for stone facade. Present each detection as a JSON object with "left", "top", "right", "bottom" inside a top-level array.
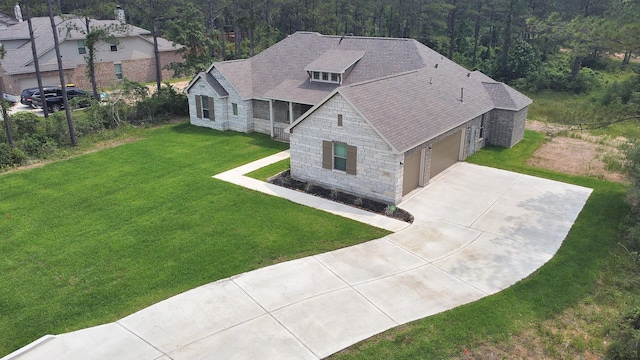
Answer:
[
  {"left": 290, "top": 98, "right": 493, "bottom": 205},
  {"left": 487, "top": 107, "right": 528, "bottom": 148},
  {"left": 188, "top": 67, "right": 255, "bottom": 133},
  {"left": 290, "top": 93, "right": 403, "bottom": 205},
  {"left": 188, "top": 77, "right": 228, "bottom": 130}
]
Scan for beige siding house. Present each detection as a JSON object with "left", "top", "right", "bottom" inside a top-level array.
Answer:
[
  {"left": 187, "top": 32, "right": 532, "bottom": 205},
  {"left": 0, "top": 12, "right": 183, "bottom": 95}
]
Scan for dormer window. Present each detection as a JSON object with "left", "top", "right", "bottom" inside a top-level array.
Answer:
[
  {"left": 305, "top": 49, "right": 364, "bottom": 86},
  {"left": 308, "top": 71, "right": 341, "bottom": 84}
]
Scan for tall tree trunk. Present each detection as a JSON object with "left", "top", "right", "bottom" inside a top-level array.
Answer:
[
  {"left": 151, "top": 20, "right": 162, "bottom": 92},
  {"left": 25, "top": 3, "right": 49, "bottom": 119},
  {"left": 219, "top": 17, "right": 227, "bottom": 60},
  {"left": 448, "top": 0, "right": 457, "bottom": 59},
  {"left": 500, "top": 0, "right": 515, "bottom": 79},
  {"left": 623, "top": 50, "right": 631, "bottom": 66},
  {"left": 232, "top": 0, "right": 241, "bottom": 59},
  {"left": 472, "top": 0, "right": 482, "bottom": 67},
  {"left": 85, "top": 17, "right": 99, "bottom": 99},
  {"left": 377, "top": 0, "right": 385, "bottom": 35},
  {"left": 47, "top": 0, "right": 77, "bottom": 146},
  {"left": 0, "top": 78, "right": 13, "bottom": 148}
]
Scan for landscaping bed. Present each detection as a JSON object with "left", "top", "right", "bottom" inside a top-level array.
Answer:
[{"left": 269, "top": 170, "right": 414, "bottom": 223}]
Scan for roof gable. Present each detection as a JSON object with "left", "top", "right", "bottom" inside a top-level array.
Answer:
[
  {"left": 185, "top": 72, "right": 229, "bottom": 98},
  {"left": 482, "top": 82, "right": 532, "bottom": 110}
]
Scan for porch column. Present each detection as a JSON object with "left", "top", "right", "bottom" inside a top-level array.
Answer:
[
  {"left": 269, "top": 99, "right": 274, "bottom": 138},
  {"left": 288, "top": 101, "right": 294, "bottom": 124}
]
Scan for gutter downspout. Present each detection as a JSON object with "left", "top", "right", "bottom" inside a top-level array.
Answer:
[{"left": 269, "top": 99, "right": 274, "bottom": 138}]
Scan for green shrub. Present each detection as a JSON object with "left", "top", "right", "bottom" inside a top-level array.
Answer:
[
  {"left": 0, "top": 142, "right": 27, "bottom": 168},
  {"left": 606, "top": 306, "right": 640, "bottom": 360}
]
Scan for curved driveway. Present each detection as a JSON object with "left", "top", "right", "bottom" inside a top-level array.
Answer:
[{"left": 4, "top": 151, "right": 592, "bottom": 360}]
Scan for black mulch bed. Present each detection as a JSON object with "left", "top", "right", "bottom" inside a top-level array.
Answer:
[{"left": 269, "top": 170, "right": 414, "bottom": 223}]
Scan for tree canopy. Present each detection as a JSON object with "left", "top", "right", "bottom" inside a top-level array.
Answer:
[{"left": 1, "top": 0, "right": 638, "bottom": 85}]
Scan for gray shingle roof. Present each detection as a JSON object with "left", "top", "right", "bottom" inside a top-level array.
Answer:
[
  {"left": 263, "top": 79, "right": 338, "bottom": 104},
  {"left": 337, "top": 66, "right": 494, "bottom": 153},
  {"left": 214, "top": 60, "right": 253, "bottom": 99},
  {"left": 0, "top": 15, "right": 181, "bottom": 76},
  {"left": 201, "top": 31, "right": 532, "bottom": 153},
  {"left": 482, "top": 82, "right": 532, "bottom": 110},
  {"left": 303, "top": 49, "right": 365, "bottom": 73},
  {"left": 209, "top": 32, "right": 429, "bottom": 100},
  {"left": 185, "top": 72, "right": 229, "bottom": 97}
]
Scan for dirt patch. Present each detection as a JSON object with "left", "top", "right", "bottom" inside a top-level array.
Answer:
[
  {"left": 526, "top": 120, "right": 628, "bottom": 183},
  {"left": 269, "top": 170, "right": 414, "bottom": 223}
]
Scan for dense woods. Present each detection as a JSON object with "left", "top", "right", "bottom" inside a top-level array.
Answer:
[{"left": 3, "top": 0, "right": 638, "bottom": 88}]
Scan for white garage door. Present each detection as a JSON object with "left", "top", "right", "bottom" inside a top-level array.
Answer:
[{"left": 19, "top": 76, "right": 60, "bottom": 91}]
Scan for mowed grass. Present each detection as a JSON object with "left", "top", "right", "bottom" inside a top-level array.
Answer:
[
  {"left": 246, "top": 158, "right": 290, "bottom": 181},
  {"left": 0, "top": 123, "right": 389, "bottom": 356},
  {"left": 330, "top": 130, "right": 629, "bottom": 359}
]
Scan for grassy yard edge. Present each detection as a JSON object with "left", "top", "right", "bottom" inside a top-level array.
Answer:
[{"left": 329, "top": 130, "right": 630, "bottom": 359}]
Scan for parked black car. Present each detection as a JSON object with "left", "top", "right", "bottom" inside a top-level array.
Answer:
[
  {"left": 31, "top": 87, "right": 94, "bottom": 112},
  {"left": 20, "top": 87, "right": 41, "bottom": 106}
]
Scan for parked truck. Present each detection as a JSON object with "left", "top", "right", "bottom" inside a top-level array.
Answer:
[{"left": 31, "top": 86, "right": 94, "bottom": 112}]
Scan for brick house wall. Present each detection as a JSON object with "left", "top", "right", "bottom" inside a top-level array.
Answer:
[{"left": 487, "top": 107, "right": 528, "bottom": 148}]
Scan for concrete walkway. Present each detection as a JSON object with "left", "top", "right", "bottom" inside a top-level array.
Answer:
[{"left": 4, "top": 151, "right": 592, "bottom": 360}]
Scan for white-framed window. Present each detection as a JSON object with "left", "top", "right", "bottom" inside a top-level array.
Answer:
[
  {"left": 333, "top": 142, "right": 347, "bottom": 171},
  {"left": 77, "top": 40, "right": 86, "bottom": 55},
  {"left": 322, "top": 140, "right": 356, "bottom": 175},
  {"left": 309, "top": 71, "right": 340, "bottom": 84},
  {"left": 110, "top": 42, "right": 118, "bottom": 52},
  {"left": 232, "top": 103, "right": 238, "bottom": 115},
  {"left": 479, "top": 113, "right": 486, "bottom": 139},
  {"left": 114, "top": 63, "right": 122, "bottom": 80}
]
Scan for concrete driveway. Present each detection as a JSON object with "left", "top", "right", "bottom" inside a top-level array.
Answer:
[{"left": 3, "top": 154, "right": 592, "bottom": 360}]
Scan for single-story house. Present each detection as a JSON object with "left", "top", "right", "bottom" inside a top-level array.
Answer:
[
  {"left": 186, "top": 31, "right": 531, "bottom": 205},
  {"left": 0, "top": 7, "right": 183, "bottom": 95}
]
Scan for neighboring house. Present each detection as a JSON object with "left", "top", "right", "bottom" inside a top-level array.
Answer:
[
  {"left": 186, "top": 31, "right": 531, "bottom": 205},
  {"left": 0, "top": 8, "right": 183, "bottom": 95}
]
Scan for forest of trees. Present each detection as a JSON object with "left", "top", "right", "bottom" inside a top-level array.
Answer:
[{"left": 1, "top": 0, "right": 638, "bottom": 90}]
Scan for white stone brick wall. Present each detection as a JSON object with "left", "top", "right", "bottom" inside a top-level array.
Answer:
[
  {"left": 290, "top": 94, "right": 403, "bottom": 205},
  {"left": 209, "top": 68, "right": 253, "bottom": 133},
  {"left": 188, "top": 77, "right": 228, "bottom": 131}
]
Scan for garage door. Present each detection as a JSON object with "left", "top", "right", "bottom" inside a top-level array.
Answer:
[
  {"left": 430, "top": 130, "right": 462, "bottom": 179},
  {"left": 19, "top": 76, "right": 60, "bottom": 91},
  {"left": 402, "top": 149, "right": 422, "bottom": 196}
]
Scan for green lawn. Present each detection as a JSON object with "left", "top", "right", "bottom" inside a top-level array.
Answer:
[
  {"left": 329, "top": 130, "right": 630, "bottom": 359},
  {"left": 0, "top": 123, "right": 389, "bottom": 356}
]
